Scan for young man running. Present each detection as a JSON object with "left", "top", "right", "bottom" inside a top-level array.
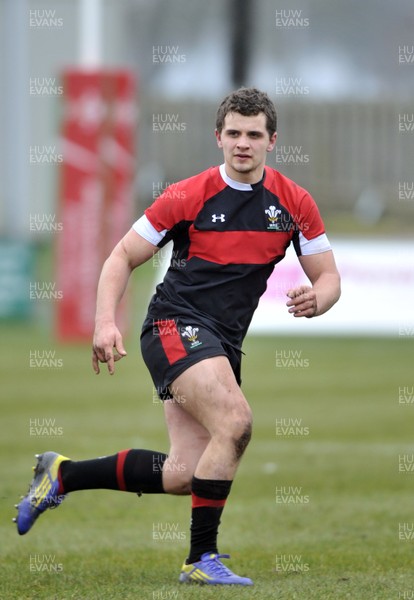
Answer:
[{"left": 15, "top": 87, "right": 341, "bottom": 586}]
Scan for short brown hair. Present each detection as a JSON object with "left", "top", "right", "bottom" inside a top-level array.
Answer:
[{"left": 216, "top": 87, "right": 277, "bottom": 137}]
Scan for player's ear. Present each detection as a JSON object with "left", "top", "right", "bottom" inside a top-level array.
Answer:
[
  {"left": 215, "top": 129, "right": 223, "bottom": 148},
  {"left": 267, "top": 132, "right": 277, "bottom": 152}
]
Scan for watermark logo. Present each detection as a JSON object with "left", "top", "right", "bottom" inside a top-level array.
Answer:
[
  {"left": 275, "top": 9, "right": 309, "bottom": 28},
  {"left": 276, "top": 418, "right": 309, "bottom": 437},
  {"left": 153, "top": 319, "right": 179, "bottom": 336},
  {"left": 399, "top": 182, "right": 414, "bottom": 201},
  {"left": 275, "top": 486, "right": 310, "bottom": 504},
  {"left": 275, "top": 554, "right": 309, "bottom": 572},
  {"left": 275, "top": 350, "right": 310, "bottom": 368},
  {"left": 29, "top": 282, "right": 63, "bottom": 301},
  {"left": 399, "top": 114, "right": 414, "bottom": 132},
  {"left": 29, "top": 554, "right": 63, "bottom": 573},
  {"left": 152, "top": 247, "right": 187, "bottom": 269},
  {"left": 398, "top": 591, "right": 414, "bottom": 599},
  {"left": 153, "top": 454, "right": 166, "bottom": 473},
  {"left": 399, "top": 386, "right": 414, "bottom": 404},
  {"left": 399, "top": 45, "right": 414, "bottom": 65},
  {"left": 152, "top": 386, "right": 186, "bottom": 405},
  {"left": 152, "top": 320, "right": 202, "bottom": 348},
  {"left": 29, "top": 9, "right": 63, "bottom": 28},
  {"left": 161, "top": 454, "right": 186, "bottom": 473},
  {"left": 399, "top": 454, "right": 414, "bottom": 473},
  {"left": 275, "top": 145, "right": 310, "bottom": 165},
  {"left": 152, "top": 522, "right": 186, "bottom": 541},
  {"left": 152, "top": 388, "right": 163, "bottom": 404},
  {"left": 29, "top": 493, "right": 65, "bottom": 509},
  {"left": 152, "top": 591, "right": 179, "bottom": 600},
  {"left": 399, "top": 324, "right": 414, "bottom": 337},
  {"left": 29, "top": 213, "right": 63, "bottom": 233},
  {"left": 263, "top": 211, "right": 306, "bottom": 232},
  {"left": 29, "top": 77, "right": 63, "bottom": 96},
  {"left": 290, "top": 213, "right": 310, "bottom": 232},
  {"left": 152, "top": 181, "right": 186, "bottom": 200},
  {"left": 153, "top": 45, "right": 186, "bottom": 63},
  {"left": 29, "top": 145, "right": 63, "bottom": 165},
  {"left": 29, "top": 350, "right": 63, "bottom": 369},
  {"left": 399, "top": 523, "right": 414, "bottom": 540},
  {"left": 152, "top": 114, "right": 186, "bottom": 132},
  {"left": 29, "top": 418, "right": 63, "bottom": 437},
  {"left": 276, "top": 77, "right": 310, "bottom": 96}
]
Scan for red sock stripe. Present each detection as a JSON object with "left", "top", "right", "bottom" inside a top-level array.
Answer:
[
  {"left": 116, "top": 449, "right": 129, "bottom": 491},
  {"left": 57, "top": 466, "right": 65, "bottom": 495},
  {"left": 191, "top": 493, "right": 227, "bottom": 509}
]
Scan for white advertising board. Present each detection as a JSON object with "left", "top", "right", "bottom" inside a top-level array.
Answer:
[
  {"left": 250, "top": 239, "right": 414, "bottom": 336},
  {"left": 154, "top": 239, "right": 414, "bottom": 336}
]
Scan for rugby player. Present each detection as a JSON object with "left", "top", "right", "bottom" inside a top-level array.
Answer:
[{"left": 15, "top": 88, "right": 341, "bottom": 586}]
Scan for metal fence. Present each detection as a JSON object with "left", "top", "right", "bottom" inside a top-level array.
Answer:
[{"left": 138, "top": 96, "right": 414, "bottom": 220}]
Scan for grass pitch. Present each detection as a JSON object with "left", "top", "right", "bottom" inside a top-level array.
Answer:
[{"left": 1, "top": 322, "right": 413, "bottom": 599}]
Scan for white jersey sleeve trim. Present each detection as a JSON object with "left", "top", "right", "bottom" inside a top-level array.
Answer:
[
  {"left": 132, "top": 215, "right": 167, "bottom": 246},
  {"left": 299, "top": 231, "right": 331, "bottom": 255}
]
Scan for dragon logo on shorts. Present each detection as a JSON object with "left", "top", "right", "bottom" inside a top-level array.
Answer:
[
  {"left": 181, "top": 326, "right": 202, "bottom": 349},
  {"left": 265, "top": 205, "right": 282, "bottom": 230}
]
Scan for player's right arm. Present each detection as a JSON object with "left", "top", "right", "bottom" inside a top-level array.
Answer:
[
  {"left": 92, "top": 228, "right": 158, "bottom": 375},
  {"left": 93, "top": 173, "right": 196, "bottom": 374}
]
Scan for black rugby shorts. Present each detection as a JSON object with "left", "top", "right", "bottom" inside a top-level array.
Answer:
[{"left": 140, "top": 317, "right": 242, "bottom": 400}]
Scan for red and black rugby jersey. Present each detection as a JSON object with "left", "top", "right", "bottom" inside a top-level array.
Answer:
[{"left": 134, "top": 164, "right": 331, "bottom": 348}]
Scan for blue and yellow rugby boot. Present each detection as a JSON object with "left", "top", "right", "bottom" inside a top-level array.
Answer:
[
  {"left": 14, "top": 452, "right": 69, "bottom": 535},
  {"left": 179, "top": 552, "right": 253, "bottom": 585}
]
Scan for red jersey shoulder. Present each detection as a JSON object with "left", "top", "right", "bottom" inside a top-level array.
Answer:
[
  {"left": 263, "top": 166, "right": 325, "bottom": 239},
  {"left": 264, "top": 166, "right": 311, "bottom": 208},
  {"left": 145, "top": 166, "right": 225, "bottom": 231}
]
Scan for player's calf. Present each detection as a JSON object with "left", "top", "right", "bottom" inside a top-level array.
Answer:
[{"left": 162, "top": 457, "right": 194, "bottom": 495}]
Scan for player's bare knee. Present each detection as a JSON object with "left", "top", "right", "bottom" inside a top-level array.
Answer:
[{"left": 223, "top": 404, "right": 252, "bottom": 460}]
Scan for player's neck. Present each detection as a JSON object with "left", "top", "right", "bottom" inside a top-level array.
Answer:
[{"left": 223, "top": 163, "right": 265, "bottom": 185}]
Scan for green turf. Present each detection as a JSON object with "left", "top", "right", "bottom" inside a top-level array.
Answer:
[{"left": 1, "top": 323, "right": 413, "bottom": 599}]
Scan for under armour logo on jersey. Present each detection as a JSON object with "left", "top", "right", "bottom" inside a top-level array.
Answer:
[{"left": 211, "top": 213, "right": 226, "bottom": 223}]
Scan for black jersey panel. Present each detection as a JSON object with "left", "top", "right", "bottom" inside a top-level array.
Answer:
[
  {"left": 193, "top": 187, "right": 295, "bottom": 233},
  {"left": 146, "top": 257, "right": 279, "bottom": 348}
]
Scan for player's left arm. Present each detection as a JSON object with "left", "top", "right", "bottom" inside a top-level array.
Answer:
[{"left": 286, "top": 250, "right": 341, "bottom": 318}]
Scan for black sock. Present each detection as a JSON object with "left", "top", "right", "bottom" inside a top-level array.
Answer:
[
  {"left": 59, "top": 449, "right": 167, "bottom": 494},
  {"left": 186, "top": 476, "right": 233, "bottom": 565}
]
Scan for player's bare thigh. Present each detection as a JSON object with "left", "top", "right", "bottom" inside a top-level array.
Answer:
[{"left": 170, "top": 355, "right": 252, "bottom": 437}]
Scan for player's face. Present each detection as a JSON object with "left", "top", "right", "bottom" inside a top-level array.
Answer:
[{"left": 215, "top": 112, "right": 277, "bottom": 184}]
